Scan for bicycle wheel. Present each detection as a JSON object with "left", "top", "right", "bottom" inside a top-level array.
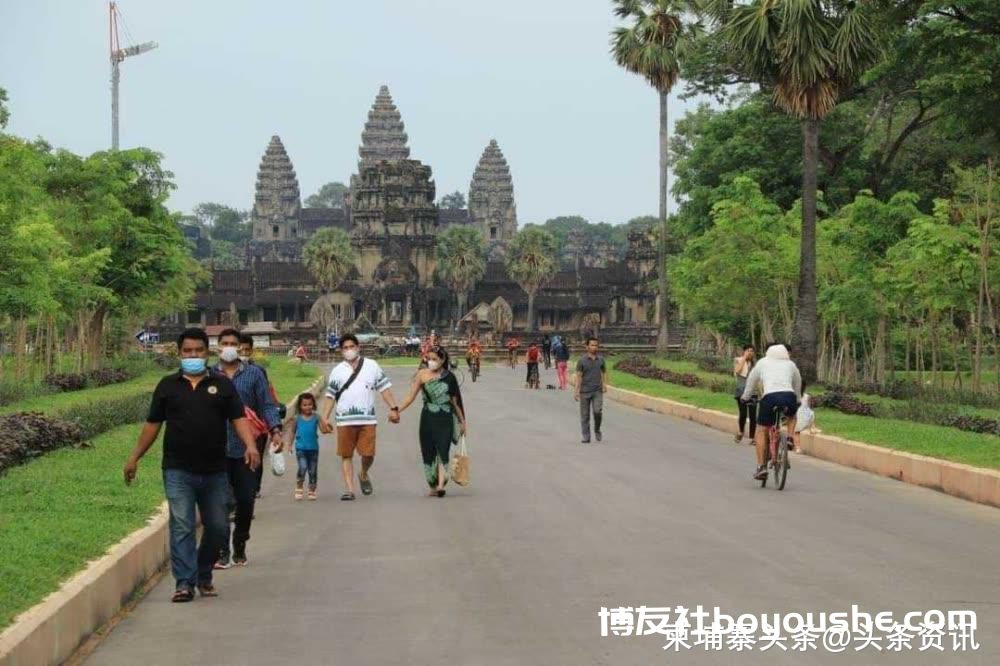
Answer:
[{"left": 775, "top": 432, "right": 790, "bottom": 490}]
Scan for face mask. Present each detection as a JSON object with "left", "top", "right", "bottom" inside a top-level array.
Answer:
[
  {"left": 219, "top": 347, "right": 239, "bottom": 363},
  {"left": 181, "top": 358, "right": 207, "bottom": 375},
  {"left": 238, "top": 355, "right": 250, "bottom": 363},
  {"left": 427, "top": 360, "right": 441, "bottom": 371},
  {"left": 343, "top": 348, "right": 359, "bottom": 362}
]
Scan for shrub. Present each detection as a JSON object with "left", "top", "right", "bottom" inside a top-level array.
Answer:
[
  {"left": 617, "top": 356, "right": 702, "bottom": 387},
  {"left": 53, "top": 391, "right": 153, "bottom": 439},
  {"left": 43, "top": 372, "right": 88, "bottom": 392},
  {"left": 691, "top": 354, "right": 729, "bottom": 375},
  {"left": 85, "top": 367, "right": 132, "bottom": 387},
  {"left": 812, "top": 391, "right": 876, "bottom": 417},
  {"left": 0, "top": 412, "right": 87, "bottom": 475}
]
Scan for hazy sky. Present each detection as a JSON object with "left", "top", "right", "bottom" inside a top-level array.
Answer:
[{"left": 1, "top": 0, "right": 703, "bottom": 225}]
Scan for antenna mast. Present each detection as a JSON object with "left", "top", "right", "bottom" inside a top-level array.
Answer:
[{"left": 110, "top": 2, "right": 157, "bottom": 150}]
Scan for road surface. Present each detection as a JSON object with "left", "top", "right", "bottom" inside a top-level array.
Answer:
[{"left": 87, "top": 364, "right": 1000, "bottom": 665}]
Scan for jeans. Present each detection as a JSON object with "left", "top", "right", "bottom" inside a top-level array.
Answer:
[
  {"left": 221, "top": 457, "right": 258, "bottom": 559},
  {"left": 296, "top": 449, "right": 319, "bottom": 488},
  {"left": 580, "top": 390, "right": 603, "bottom": 439},
  {"left": 163, "top": 469, "right": 229, "bottom": 589},
  {"left": 556, "top": 361, "right": 569, "bottom": 389}
]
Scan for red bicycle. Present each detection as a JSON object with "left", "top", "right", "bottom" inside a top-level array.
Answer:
[{"left": 760, "top": 406, "right": 791, "bottom": 490}]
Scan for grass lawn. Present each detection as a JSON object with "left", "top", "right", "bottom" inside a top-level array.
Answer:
[
  {"left": 609, "top": 361, "right": 1000, "bottom": 471},
  {"left": 0, "top": 362, "right": 319, "bottom": 630},
  {"left": 0, "top": 370, "right": 164, "bottom": 416}
]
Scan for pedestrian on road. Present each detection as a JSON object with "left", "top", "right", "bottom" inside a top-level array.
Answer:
[
  {"left": 525, "top": 342, "right": 541, "bottom": 388},
  {"left": 398, "top": 345, "right": 468, "bottom": 497},
  {"left": 506, "top": 335, "right": 520, "bottom": 369},
  {"left": 215, "top": 328, "right": 282, "bottom": 568},
  {"left": 574, "top": 337, "right": 607, "bottom": 443},
  {"left": 239, "top": 333, "right": 283, "bottom": 497},
  {"left": 287, "top": 392, "right": 320, "bottom": 500},
  {"left": 733, "top": 345, "right": 757, "bottom": 445},
  {"left": 123, "top": 328, "right": 260, "bottom": 602},
  {"left": 541, "top": 334, "right": 552, "bottom": 369},
  {"left": 553, "top": 335, "right": 570, "bottom": 389},
  {"left": 319, "top": 333, "right": 401, "bottom": 501}
]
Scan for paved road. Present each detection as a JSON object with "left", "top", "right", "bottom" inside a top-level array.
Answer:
[{"left": 88, "top": 364, "right": 1000, "bottom": 665}]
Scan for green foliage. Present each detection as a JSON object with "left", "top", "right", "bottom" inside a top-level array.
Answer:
[
  {"left": 610, "top": 0, "right": 703, "bottom": 94},
  {"left": 193, "top": 202, "right": 250, "bottom": 244},
  {"left": 302, "top": 227, "right": 356, "bottom": 292},
  {"left": 439, "top": 191, "right": 466, "bottom": 209},
  {"left": 435, "top": 227, "right": 486, "bottom": 298},
  {"left": 505, "top": 227, "right": 558, "bottom": 295},
  {"left": 0, "top": 86, "right": 8, "bottom": 129},
  {"left": 304, "top": 181, "right": 348, "bottom": 209}
]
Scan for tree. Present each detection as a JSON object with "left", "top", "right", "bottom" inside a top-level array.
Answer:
[
  {"left": 0, "top": 87, "right": 9, "bottom": 129},
  {"left": 505, "top": 228, "right": 558, "bottom": 332},
  {"left": 707, "top": 0, "right": 883, "bottom": 381},
  {"left": 435, "top": 227, "right": 486, "bottom": 325},
  {"left": 439, "top": 191, "right": 467, "bottom": 210},
  {"left": 612, "top": 0, "right": 702, "bottom": 353},
  {"left": 193, "top": 202, "right": 250, "bottom": 244},
  {"left": 302, "top": 227, "right": 357, "bottom": 332},
  {"left": 304, "top": 182, "right": 348, "bottom": 209}
]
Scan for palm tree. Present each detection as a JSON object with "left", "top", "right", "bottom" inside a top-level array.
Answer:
[
  {"left": 505, "top": 228, "right": 558, "bottom": 332},
  {"left": 611, "top": 0, "right": 702, "bottom": 354},
  {"left": 435, "top": 226, "right": 486, "bottom": 326},
  {"left": 709, "top": 0, "right": 881, "bottom": 380},
  {"left": 302, "top": 228, "right": 357, "bottom": 332}
]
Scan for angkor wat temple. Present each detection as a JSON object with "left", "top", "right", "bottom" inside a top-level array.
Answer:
[{"left": 184, "top": 86, "right": 661, "bottom": 341}]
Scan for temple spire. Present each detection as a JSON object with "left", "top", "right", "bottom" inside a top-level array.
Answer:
[
  {"left": 358, "top": 85, "right": 410, "bottom": 167},
  {"left": 251, "top": 135, "right": 301, "bottom": 241},
  {"left": 469, "top": 139, "right": 517, "bottom": 244}
]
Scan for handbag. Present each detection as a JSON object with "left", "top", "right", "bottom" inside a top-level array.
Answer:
[
  {"left": 450, "top": 436, "right": 470, "bottom": 487},
  {"left": 268, "top": 443, "right": 286, "bottom": 476},
  {"left": 244, "top": 406, "right": 269, "bottom": 437}
]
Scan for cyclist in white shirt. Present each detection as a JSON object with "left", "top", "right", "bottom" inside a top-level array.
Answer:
[{"left": 741, "top": 343, "right": 802, "bottom": 481}]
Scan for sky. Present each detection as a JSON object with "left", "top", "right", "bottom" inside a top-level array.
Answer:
[{"left": 1, "top": 0, "right": 705, "bottom": 225}]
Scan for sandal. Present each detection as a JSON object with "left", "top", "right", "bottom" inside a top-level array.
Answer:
[
  {"left": 294, "top": 487, "right": 304, "bottom": 501},
  {"left": 359, "top": 475, "right": 373, "bottom": 496},
  {"left": 197, "top": 584, "right": 218, "bottom": 598},
  {"left": 172, "top": 587, "right": 194, "bottom": 603},
  {"left": 436, "top": 489, "right": 446, "bottom": 498},
  {"left": 340, "top": 492, "right": 355, "bottom": 501}
]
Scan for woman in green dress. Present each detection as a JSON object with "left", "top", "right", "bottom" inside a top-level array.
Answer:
[{"left": 398, "top": 346, "right": 467, "bottom": 497}]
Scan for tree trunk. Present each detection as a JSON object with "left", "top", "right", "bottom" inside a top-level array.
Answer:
[
  {"left": 87, "top": 305, "right": 108, "bottom": 370},
  {"left": 791, "top": 118, "right": 820, "bottom": 382},
  {"left": 875, "top": 315, "right": 887, "bottom": 386},
  {"left": 655, "top": 90, "right": 671, "bottom": 354},
  {"left": 457, "top": 291, "right": 469, "bottom": 331},
  {"left": 526, "top": 290, "right": 536, "bottom": 333},
  {"left": 14, "top": 316, "right": 28, "bottom": 380}
]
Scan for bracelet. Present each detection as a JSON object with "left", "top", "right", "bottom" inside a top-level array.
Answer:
[{"left": 390, "top": 406, "right": 400, "bottom": 411}]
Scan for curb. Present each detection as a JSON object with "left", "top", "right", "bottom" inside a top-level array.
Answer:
[
  {"left": 602, "top": 382, "right": 1000, "bottom": 510},
  {"left": 0, "top": 372, "right": 326, "bottom": 666}
]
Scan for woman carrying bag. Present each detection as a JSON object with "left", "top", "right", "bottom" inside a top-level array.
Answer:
[{"left": 398, "top": 346, "right": 468, "bottom": 497}]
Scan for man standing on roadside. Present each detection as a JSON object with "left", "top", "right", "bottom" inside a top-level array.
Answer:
[
  {"left": 574, "top": 337, "right": 607, "bottom": 443},
  {"left": 319, "top": 334, "right": 401, "bottom": 501},
  {"left": 214, "top": 328, "right": 281, "bottom": 568},
  {"left": 123, "top": 328, "right": 260, "bottom": 602}
]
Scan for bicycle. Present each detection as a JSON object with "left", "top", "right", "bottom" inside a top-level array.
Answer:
[
  {"left": 760, "top": 405, "right": 791, "bottom": 490},
  {"left": 526, "top": 363, "right": 540, "bottom": 389},
  {"left": 467, "top": 356, "right": 481, "bottom": 382}
]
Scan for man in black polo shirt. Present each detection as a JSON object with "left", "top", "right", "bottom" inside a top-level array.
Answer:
[{"left": 123, "top": 328, "right": 261, "bottom": 602}]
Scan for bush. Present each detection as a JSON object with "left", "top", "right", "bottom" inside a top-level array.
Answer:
[
  {"left": 617, "top": 356, "right": 702, "bottom": 387},
  {"left": 43, "top": 372, "right": 88, "bottom": 392},
  {"left": 0, "top": 412, "right": 87, "bottom": 475},
  {"left": 691, "top": 354, "right": 729, "bottom": 375},
  {"left": 0, "top": 380, "right": 54, "bottom": 408},
  {"left": 53, "top": 391, "right": 153, "bottom": 439},
  {"left": 85, "top": 367, "right": 132, "bottom": 387}
]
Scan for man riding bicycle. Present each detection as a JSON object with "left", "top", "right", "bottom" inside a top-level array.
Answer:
[
  {"left": 466, "top": 339, "right": 482, "bottom": 369},
  {"left": 741, "top": 343, "right": 801, "bottom": 481}
]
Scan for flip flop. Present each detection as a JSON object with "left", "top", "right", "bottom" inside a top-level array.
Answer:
[
  {"left": 340, "top": 492, "right": 356, "bottom": 501},
  {"left": 172, "top": 587, "right": 194, "bottom": 603},
  {"left": 436, "top": 489, "right": 446, "bottom": 498},
  {"left": 197, "top": 584, "right": 218, "bottom": 598},
  {"left": 359, "top": 475, "right": 373, "bottom": 496}
]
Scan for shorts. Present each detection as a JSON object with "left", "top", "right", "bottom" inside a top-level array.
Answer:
[
  {"left": 757, "top": 391, "right": 799, "bottom": 427},
  {"left": 336, "top": 424, "right": 377, "bottom": 458}
]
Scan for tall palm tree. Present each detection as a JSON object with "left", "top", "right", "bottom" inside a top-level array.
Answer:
[
  {"left": 435, "top": 226, "right": 486, "bottom": 325},
  {"left": 611, "top": 0, "right": 702, "bottom": 354},
  {"left": 709, "top": 0, "right": 881, "bottom": 380},
  {"left": 302, "top": 227, "right": 357, "bottom": 332},
  {"left": 505, "top": 228, "right": 558, "bottom": 332}
]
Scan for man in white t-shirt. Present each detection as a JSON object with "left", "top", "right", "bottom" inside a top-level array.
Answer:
[{"left": 319, "top": 334, "right": 400, "bottom": 501}]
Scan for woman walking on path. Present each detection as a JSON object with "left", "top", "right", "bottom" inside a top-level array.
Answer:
[
  {"left": 553, "top": 336, "right": 570, "bottom": 389},
  {"left": 398, "top": 346, "right": 468, "bottom": 497},
  {"left": 733, "top": 345, "right": 757, "bottom": 445},
  {"left": 287, "top": 393, "right": 320, "bottom": 501}
]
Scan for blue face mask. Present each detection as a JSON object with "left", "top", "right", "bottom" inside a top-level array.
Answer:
[{"left": 180, "top": 358, "right": 207, "bottom": 375}]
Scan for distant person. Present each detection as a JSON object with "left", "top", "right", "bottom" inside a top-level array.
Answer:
[
  {"left": 123, "top": 328, "right": 260, "bottom": 602},
  {"left": 327, "top": 331, "right": 340, "bottom": 352},
  {"left": 553, "top": 335, "right": 570, "bottom": 390},
  {"left": 506, "top": 335, "right": 520, "bottom": 369},
  {"left": 398, "top": 345, "right": 467, "bottom": 497},
  {"left": 741, "top": 343, "right": 801, "bottom": 481},
  {"left": 294, "top": 344, "right": 308, "bottom": 362},
  {"left": 574, "top": 337, "right": 607, "bottom": 443},
  {"left": 733, "top": 345, "right": 757, "bottom": 445},
  {"left": 541, "top": 334, "right": 552, "bottom": 369},
  {"left": 525, "top": 342, "right": 541, "bottom": 389},
  {"left": 287, "top": 393, "right": 320, "bottom": 500},
  {"left": 319, "top": 334, "right": 401, "bottom": 501}
]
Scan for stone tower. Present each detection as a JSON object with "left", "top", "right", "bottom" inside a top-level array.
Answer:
[
  {"left": 358, "top": 85, "right": 410, "bottom": 168},
  {"left": 251, "top": 135, "right": 301, "bottom": 241},
  {"left": 468, "top": 139, "right": 517, "bottom": 245}
]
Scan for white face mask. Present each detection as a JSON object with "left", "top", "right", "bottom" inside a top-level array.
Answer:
[
  {"left": 220, "top": 346, "right": 239, "bottom": 363},
  {"left": 238, "top": 354, "right": 250, "bottom": 363},
  {"left": 427, "top": 359, "right": 442, "bottom": 371},
  {"left": 343, "top": 348, "right": 359, "bottom": 362}
]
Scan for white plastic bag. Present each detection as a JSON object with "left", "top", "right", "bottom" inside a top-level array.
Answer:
[{"left": 269, "top": 444, "right": 286, "bottom": 476}]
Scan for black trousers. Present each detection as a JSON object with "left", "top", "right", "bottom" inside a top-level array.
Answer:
[
  {"left": 223, "top": 457, "right": 258, "bottom": 557},
  {"left": 736, "top": 398, "right": 757, "bottom": 438},
  {"left": 254, "top": 435, "right": 267, "bottom": 494}
]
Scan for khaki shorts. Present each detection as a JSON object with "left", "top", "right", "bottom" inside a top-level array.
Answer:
[{"left": 336, "top": 424, "right": 377, "bottom": 458}]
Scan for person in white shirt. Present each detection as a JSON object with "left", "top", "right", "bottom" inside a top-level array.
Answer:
[
  {"left": 741, "top": 343, "right": 802, "bottom": 481},
  {"left": 319, "top": 334, "right": 400, "bottom": 501}
]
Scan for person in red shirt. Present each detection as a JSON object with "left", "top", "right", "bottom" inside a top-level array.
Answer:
[
  {"left": 505, "top": 336, "right": 520, "bottom": 369},
  {"left": 525, "top": 342, "right": 541, "bottom": 388}
]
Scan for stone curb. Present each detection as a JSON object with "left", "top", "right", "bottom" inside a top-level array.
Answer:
[
  {"left": 0, "top": 372, "right": 326, "bottom": 666},
  {"left": 602, "top": 383, "right": 1000, "bottom": 510}
]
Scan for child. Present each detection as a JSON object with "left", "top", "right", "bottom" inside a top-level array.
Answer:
[
  {"left": 793, "top": 382, "right": 815, "bottom": 452},
  {"left": 288, "top": 393, "right": 320, "bottom": 500}
]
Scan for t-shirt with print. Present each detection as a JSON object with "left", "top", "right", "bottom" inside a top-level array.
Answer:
[{"left": 325, "top": 358, "right": 391, "bottom": 426}]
